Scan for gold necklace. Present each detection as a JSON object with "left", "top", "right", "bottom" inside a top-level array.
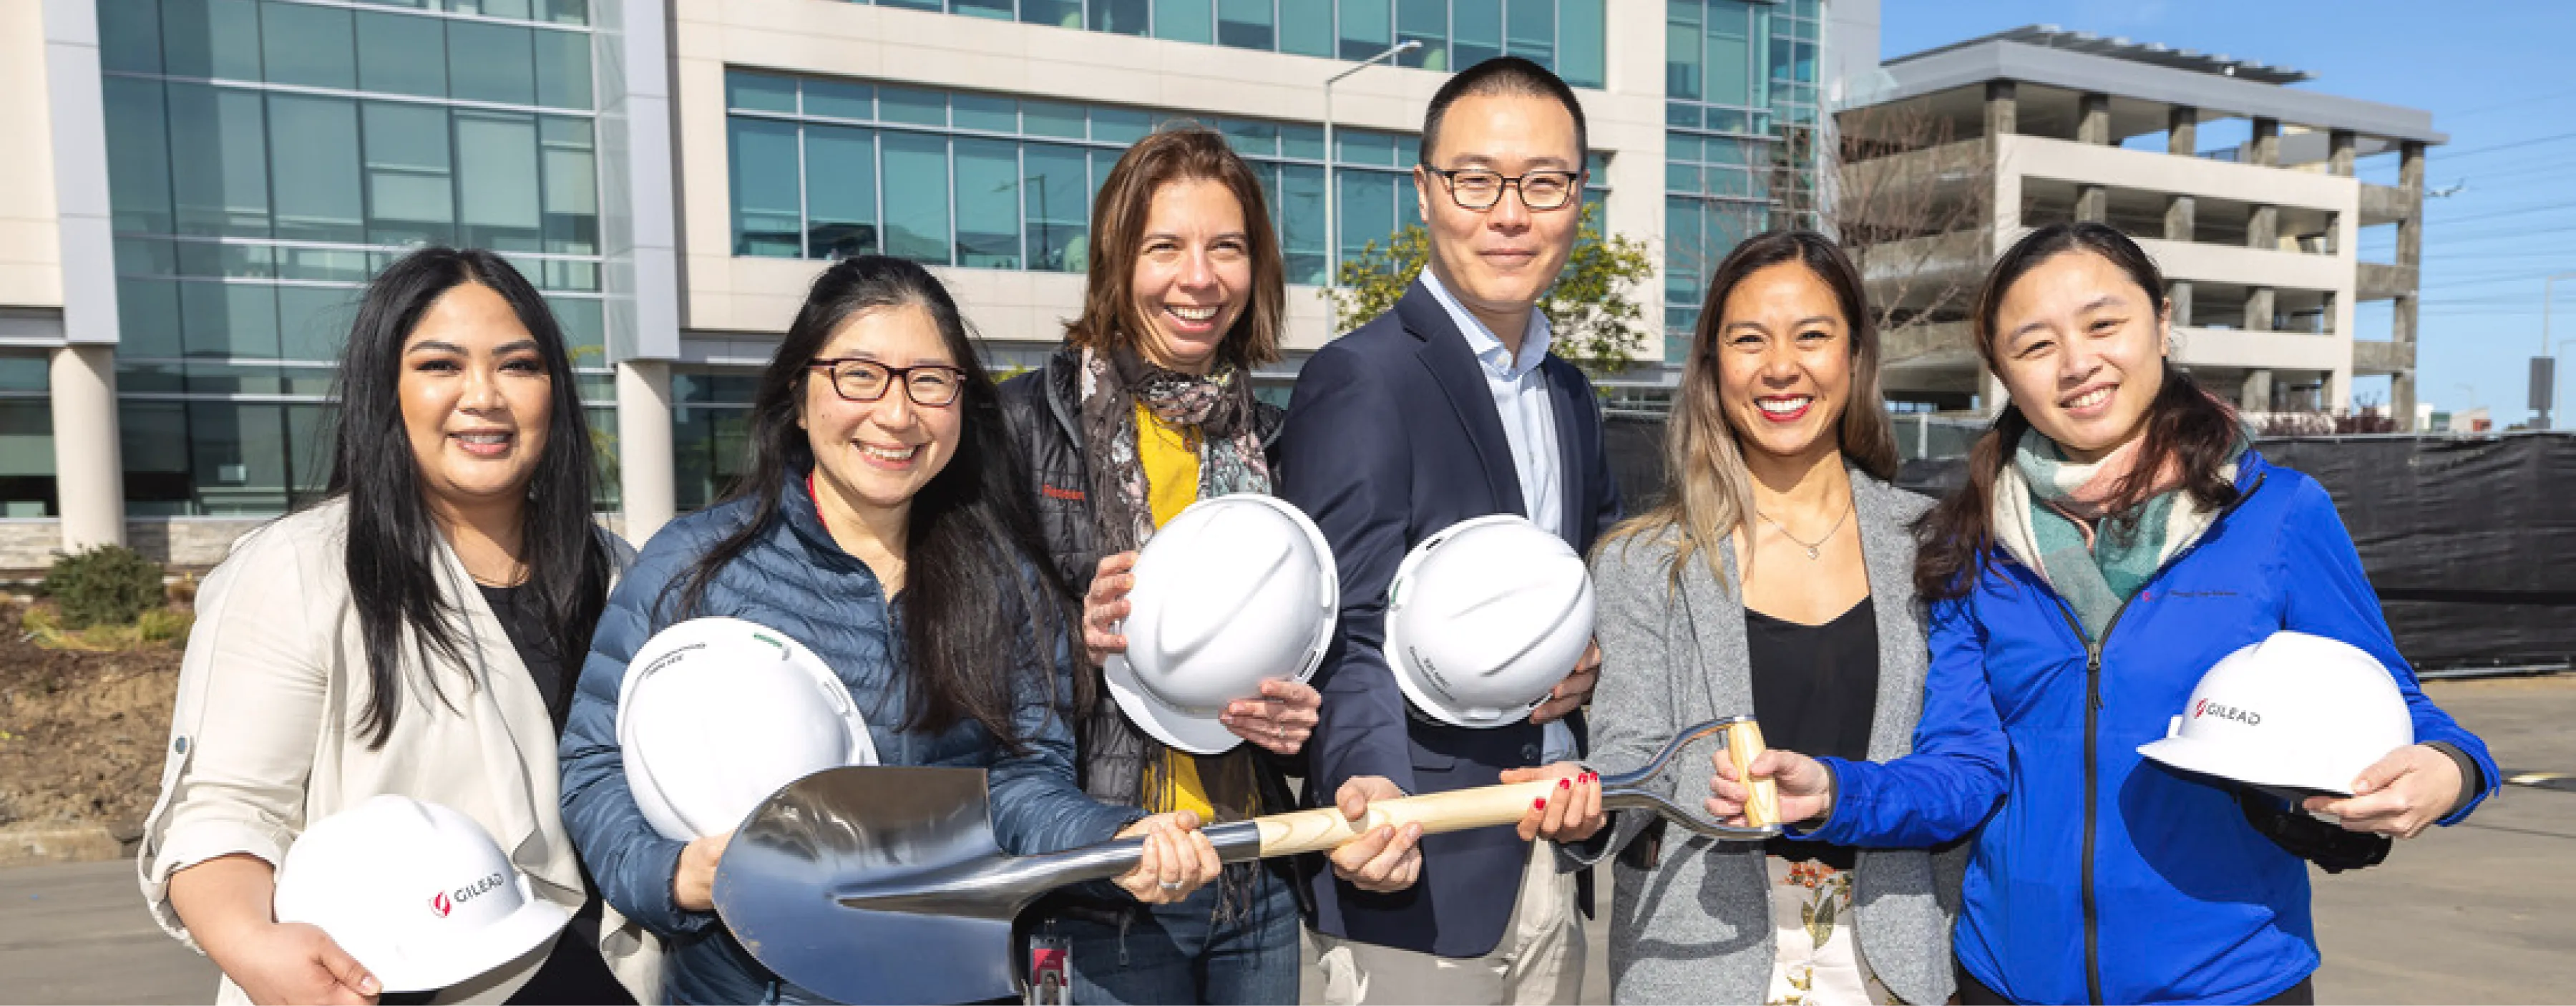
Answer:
[{"left": 1754, "top": 497, "right": 1852, "bottom": 560}]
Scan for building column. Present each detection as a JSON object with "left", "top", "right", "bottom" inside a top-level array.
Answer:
[
  {"left": 615, "top": 359, "right": 676, "bottom": 547},
  {"left": 1984, "top": 80, "right": 2018, "bottom": 140},
  {"left": 2077, "top": 186, "right": 2107, "bottom": 223},
  {"left": 2393, "top": 140, "right": 2426, "bottom": 431},
  {"left": 2247, "top": 288, "right": 2276, "bottom": 332},
  {"left": 2250, "top": 117, "right": 2280, "bottom": 166},
  {"left": 1980, "top": 368, "right": 2010, "bottom": 418},
  {"left": 50, "top": 344, "right": 125, "bottom": 553},
  {"left": 2165, "top": 194, "right": 2196, "bottom": 242},
  {"left": 2328, "top": 129, "right": 2356, "bottom": 177},
  {"left": 2167, "top": 281, "right": 2194, "bottom": 328},
  {"left": 2249, "top": 204, "right": 2279, "bottom": 250},
  {"left": 2167, "top": 106, "right": 2198, "bottom": 155},
  {"left": 2240, "top": 369, "right": 2275, "bottom": 413},
  {"left": 2077, "top": 92, "right": 2111, "bottom": 144},
  {"left": 2391, "top": 293, "right": 2419, "bottom": 430}
]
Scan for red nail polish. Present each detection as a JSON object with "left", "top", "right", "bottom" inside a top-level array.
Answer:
[
  {"left": 1559, "top": 778, "right": 1571, "bottom": 790},
  {"left": 1533, "top": 798, "right": 1548, "bottom": 810}
]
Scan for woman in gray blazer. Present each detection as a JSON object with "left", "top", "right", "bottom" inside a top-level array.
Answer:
[{"left": 1581, "top": 231, "right": 1966, "bottom": 1005}]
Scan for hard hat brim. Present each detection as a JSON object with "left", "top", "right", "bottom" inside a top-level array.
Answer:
[
  {"left": 1103, "top": 652, "right": 1247, "bottom": 756},
  {"left": 2136, "top": 736, "right": 2361, "bottom": 799},
  {"left": 365, "top": 880, "right": 575, "bottom": 993}
]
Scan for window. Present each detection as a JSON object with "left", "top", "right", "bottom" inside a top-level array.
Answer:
[
  {"left": 448, "top": 21, "right": 537, "bottom": 106},
  {"left": 1216, "top": 0, "right": 1274, "bottom": 52},
  {"left": 261, "top": 1, "right": 354, "bottom": 89},
  {"left": 729, "top": 118, "right": 801, "bottom": 257},
  {"left": 1397, "top": 0, "right": 1446, "bottom": 69},
  {"left": 365, "top": 102, "right": 457, "bottom": 246},
  {"left": 1024, "top": 144, "right": 1090, "bottom": 272},
  {"left": 1091, "top": 0, "right": 1150, "bottom": 35},
  {"left": 1338, "top": 0, "right": 1392, "bottom": 59},
  {"left": 1452, "top": 0, "right": 1501, "bottom": 71},
  {"left": 0, "top": 357, "right": 54, "bottom": 518},
  {"left": 1153, "top": 0, "right": 1212, "bottom": 43},
  {"left": 806, "top": 126, "right": 880, "bottom": 259},
  {"left": 356, "top": 11, "right": 448, "bottom": 98},
  {"left": 268, "top": 94, "right": 366, "bottom": 244},
  {"left": 1505, "top": 0, "right": 1552, "bottom": 69},
  {"left": 1022, "top": 0, "right": 1084, "bottom": 29},
  {"left": 723, "top": 72, "right": 1422, "bottom": 280},
  {"left": 159, "top": 0, "right": 263, "bottom": 80}
]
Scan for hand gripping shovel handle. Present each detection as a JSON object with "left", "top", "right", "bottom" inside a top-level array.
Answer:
[{"left": 1138, "top": 714, "right": 1781, "bottom": 870}]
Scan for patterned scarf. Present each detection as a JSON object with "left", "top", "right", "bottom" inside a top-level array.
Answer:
[{"left": 1992, "top": 428, "right": 2242, "bottom": 639}]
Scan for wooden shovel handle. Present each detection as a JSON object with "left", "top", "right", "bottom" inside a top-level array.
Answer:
[
  {"left": 1727, "top": 720, "right": 1780, "bottom": 829},
  {"left": 1252, "top": 780, "right": 1558, "bottom": 858}
]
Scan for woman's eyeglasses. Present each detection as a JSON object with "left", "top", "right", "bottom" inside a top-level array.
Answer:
[{"left": 806, "top": 358, "right": 968, "bottom": 406}]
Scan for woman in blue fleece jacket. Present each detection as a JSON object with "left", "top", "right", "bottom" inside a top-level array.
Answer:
[
  {"left": 1710, "top": 223, "right": 2499, "bottom": 1006},
  {"left": 557, "top": 257, "right": 1220, "bottom": 1005}
]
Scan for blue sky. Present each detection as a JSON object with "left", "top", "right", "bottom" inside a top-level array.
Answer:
[{"left": 1877, "top": 1, "right": 2576, "bottom": 424}]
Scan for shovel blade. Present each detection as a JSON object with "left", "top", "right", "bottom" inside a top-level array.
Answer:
[{"left": 714, "top": 766, "right": 1020, "bottom": 1005}]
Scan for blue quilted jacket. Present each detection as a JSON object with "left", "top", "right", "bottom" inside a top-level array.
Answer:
[
  {"left": 558, "top": 468, "right": 1139, "bottom": 1004},
  {"left": 1813, "top": 450, "right": 2499, "bottom": 1005}
]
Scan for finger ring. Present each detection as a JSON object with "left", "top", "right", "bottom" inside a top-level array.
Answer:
[{"left": 1158, "top": 880, "right": 1184, "bottom": 891}]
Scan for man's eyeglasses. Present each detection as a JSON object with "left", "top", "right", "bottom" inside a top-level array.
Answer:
[
  {"left": 1420, "top": 166, "right": 1584, "bottom": 212},
  {"left": 806, "top": 357, "right": 968, "bottom": 406}
]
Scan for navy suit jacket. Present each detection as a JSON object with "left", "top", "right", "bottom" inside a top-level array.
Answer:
[{"left": 1277, "top": 278, "right": 1624, "bottom": 959}]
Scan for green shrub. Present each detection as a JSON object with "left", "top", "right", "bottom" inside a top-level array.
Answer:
[
  {"left": 137, "top": 607, "right": 194, "bottom": 646},
  {"left": 40, "top": 545, "right": 167, "bottom": 628}
]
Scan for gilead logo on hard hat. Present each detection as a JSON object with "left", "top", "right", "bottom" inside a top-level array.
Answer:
[{"left": 2193, "top": 698, "right": 2262, "bottom": 726}]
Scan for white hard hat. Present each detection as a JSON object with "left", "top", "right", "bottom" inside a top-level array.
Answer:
[
  {"left": 2137, "top": 630, "right": 2416, "bottom": 798},
  {"left": 1103, "top": 493, "right": 1338, "bottom": 755},
  {"left": 618, "top": 617, "right": 879, "bottom": 840},
  {"left": 1385, "top": 514, "right": 1596, "bottom": 729},
  {"left": 273, "top": 794, "right": 572, "bottom": 993}
]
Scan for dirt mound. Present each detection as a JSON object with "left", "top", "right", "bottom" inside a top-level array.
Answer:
[{"left": 0, "top": 601, "right": 184, "bottom": 839}]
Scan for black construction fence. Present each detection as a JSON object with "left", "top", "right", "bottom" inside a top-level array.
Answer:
[{"left": 1600, "top": 415, "right": 2576, "bottom": 674}]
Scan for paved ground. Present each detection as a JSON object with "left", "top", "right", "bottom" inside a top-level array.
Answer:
[{"left": 6, "top": 676, "right": 2572, "bottom": 1005}]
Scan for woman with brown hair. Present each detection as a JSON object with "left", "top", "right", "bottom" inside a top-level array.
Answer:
[
  {"left": 995, "top": 123, "right": 1416, "bottom": 1005},
  {"left": 1580, "top": 230, "right": 1991, "bottom": 1005},
  {"left": 1719, "top": 223, "right": 2496, "bottom": 1005}
]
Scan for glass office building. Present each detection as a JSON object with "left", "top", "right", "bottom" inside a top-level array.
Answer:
[
  {"left": 92, "top": 0, "right": 617, "bottom": 515},
  {"left": 1662, "top": 0, "right": 1823, "bottom": 361}
]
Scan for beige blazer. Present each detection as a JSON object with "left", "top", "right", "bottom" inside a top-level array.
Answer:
[{"left": 136, "top": 497, "right": 656, "bottom": 1005}]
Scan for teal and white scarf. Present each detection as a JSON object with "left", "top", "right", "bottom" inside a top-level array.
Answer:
[{"left": 1991, "top": 429, "right": 2243, "bottom": 639}]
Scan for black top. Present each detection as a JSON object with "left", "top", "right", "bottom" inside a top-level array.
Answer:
[
  {"left": 1746, "top": 597, "right": 1878, "bottom": 870},
  {"left": 477, "top": 583, "right": 567, "bottom": 728}
]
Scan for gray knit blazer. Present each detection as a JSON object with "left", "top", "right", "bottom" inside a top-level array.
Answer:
[{"left": 1577, "top": 469, "right": 1961, "bottom": 1006}]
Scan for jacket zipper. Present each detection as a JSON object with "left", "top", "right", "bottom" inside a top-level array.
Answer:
[{"left": 2044, "top": 472, "right": 2266, "bottom": 1005}]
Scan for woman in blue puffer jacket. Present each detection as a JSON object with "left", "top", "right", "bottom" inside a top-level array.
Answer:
[
  {"left": 1707, "top": 223, "right": 2499, "bottom": 1006},
  {"left": 557, "top": 256, "right": 1222, "bottom": 1004}
]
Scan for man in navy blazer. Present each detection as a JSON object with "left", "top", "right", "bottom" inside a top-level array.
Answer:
[{"left": 1278, "top": 57, "right": 1623, "bottom": 1005}]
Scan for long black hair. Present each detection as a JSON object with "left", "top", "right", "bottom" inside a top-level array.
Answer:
[
  {"left": 326, "top": 247, "right": 612, "bottom": 748},
  {"left": 664, "top": 255, "right": 1079, "bottom": 750},
  {"left": 1913, "top": 223, "right": 2242, "bottom": 601}
]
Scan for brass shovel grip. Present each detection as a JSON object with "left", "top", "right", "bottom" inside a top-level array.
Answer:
[{"left": 1252, "top": 780, "right": 1561, "bottom": 858}]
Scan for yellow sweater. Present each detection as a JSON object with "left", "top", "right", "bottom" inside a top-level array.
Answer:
[{"left": 1133, "top": 402, "right": 1219, "bottom": 821}]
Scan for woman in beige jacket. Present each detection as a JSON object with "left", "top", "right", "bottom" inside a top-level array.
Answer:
[{"left": 137, "top": 248, "right": 635, "bottom": 1005}]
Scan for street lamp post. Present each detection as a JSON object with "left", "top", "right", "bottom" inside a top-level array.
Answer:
[
  {"left": 1323, "top": 39, "right": 1422, "bottom": 333},
  {"left": 2542, "top": 272, "right": 2576, "bottom": 429}
]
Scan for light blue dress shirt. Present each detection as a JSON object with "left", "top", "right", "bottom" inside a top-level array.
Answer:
[
  {"left": 1417, "top": 267, "right": 1579, "bottom": 763},
  {"left": 1417, "top": 266, "right": 1564, "bottom": 540}
]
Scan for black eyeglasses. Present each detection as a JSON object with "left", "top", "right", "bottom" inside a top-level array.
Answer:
[
  {"left": 806, "top": 357, "right": 968, "bottom": 406},
  {"left": 1420, "top": 165, "right": 1584, "bottom": 212}
]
